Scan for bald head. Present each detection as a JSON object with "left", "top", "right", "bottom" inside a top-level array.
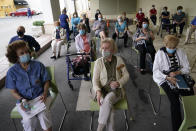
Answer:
[{"left": 17, "top": 26, "right": 25, "bottom": 37}]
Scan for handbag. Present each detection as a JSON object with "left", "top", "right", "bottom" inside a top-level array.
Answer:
[{"left": 183, "top": 74, "right": 195, "bottom": 88}]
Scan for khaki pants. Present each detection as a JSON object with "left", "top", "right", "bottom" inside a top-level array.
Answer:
[
  {"left": 185, "top": 26, "right": 196, "bottom": 43},
  {"left": 98, "top": 92, "right": 121, "bottom": 131},
  {"left": 51, "top": 40, "right": 64, "bottom": 56}
]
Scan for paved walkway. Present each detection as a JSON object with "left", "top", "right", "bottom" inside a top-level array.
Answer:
[{"left": 1, "top": 22, "right": 196, "bottom": 131}]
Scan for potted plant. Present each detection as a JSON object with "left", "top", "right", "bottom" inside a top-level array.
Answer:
[{"left": 32, "top": 20, "right": 45, "bottom": 37}]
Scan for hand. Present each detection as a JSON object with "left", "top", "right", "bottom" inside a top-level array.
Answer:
[
  {"left": 96, "top": 91, "right": 102, "bottom": 106},
  {"left": 39, "top": 92, "right": 47, "bottom": 103},
  {"left": 167, "top": 76, "right": 177, "bottom": 85},
  {"left": 169, "top": 72, "right": 177, "bottom": 77},
  {"left": 110, "top": 81, "right": 120, "bottom": 89},
  {"left": 20, "top": 99, "right": 28, "bottom": 112},
  {"left": 140, "top": 36, "right": 148, "bottom": 40}
]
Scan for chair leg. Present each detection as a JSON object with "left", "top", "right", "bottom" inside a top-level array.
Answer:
[
  {"left": 124, "top": 110, "right": 129, "bottom": 131},
  {"left": 12, "top": 119, "right": 18, "bottom": 131},
  {"left": 58, "top": 92, "right": 68, "bottom": 131},
  {"left": 90, "top": 112, "right": 94, "bottom": 131},
  {"left": 147, "top": 93, "right": 162, "bottom": 116}
]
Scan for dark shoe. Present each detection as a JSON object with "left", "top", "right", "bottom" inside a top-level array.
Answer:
[
  {"left": 50, "top": 56, "right": 56, "bottom": 59},
  {"left": 140, "top": 69, "right": 146, "bottom": 75},
  {"left": 57, "top": 54, "right": 61, "bottom": 58},
  {"left": 124, "top": 44, "right": 128, "bottom": 48},
  {"left": 178, "top": 35, "right": 181, "bottom": 38}
]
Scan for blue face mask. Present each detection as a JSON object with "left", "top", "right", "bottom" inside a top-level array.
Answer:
[
  {"left": 142, "top": 23, "right": 148, "bottom": 29},
  {"left": 19, "top": 54, "right": 31, "bottom": 63},
  {"left": 56, "top": 26, "right": 60, "bottom": 30},
  {"left": 178, "top": 10, "right": 182, "bottom": 13},
  {"left": 79, "top": 30, "right": 85, "bottom": 35},
  {"left": 166, "top": 48, "right": 176, "bottom": 54},
  {"left": 98, "top": 18, "right": 102, "bottom": 21}
]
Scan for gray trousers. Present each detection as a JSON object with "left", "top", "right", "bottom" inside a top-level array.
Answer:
[
  {"left": 185, "top": 26, "right": 196, "bottom": 43},
  {"left": 97, "top": 92, "right": 121, "bottom": 131}
]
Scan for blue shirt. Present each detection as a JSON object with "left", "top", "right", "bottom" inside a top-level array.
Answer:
[
  {"left": 191, "top": 17, "right": 196, "bottom": 25},
  {"left": 6, "top": 61, "right": 51, "bottom": 101},
  {"left": 59, "top": 14, "right": 69, "bottom": 29},
  {"left": 56, "top": 29, "right": 60, "bottom": 39},
  {"left": 115, "top": 22, "right": 126, "bottom": 32},
  {"left": 9, "top": 35, "right": 40, "bottom": 52},
  {"left": 71, "top": 17, "right": 81, "bottom": 28}
]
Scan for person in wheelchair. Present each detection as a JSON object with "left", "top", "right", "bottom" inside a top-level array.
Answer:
[
  {"left": 161, "top": 6, "right": 172, "bottom": 33},
  {"left": 93, "top": 38, "right": 129, "bottom": 131},
  {"left": 112, "top": 15, "right": 128, "bottom": 47},
  {"left": 71, "top": 12, "right": 81, "bottom": 37},
  {"left": 172, "top": 6, "right": 186, "bottom": 38},
  {"left": 133, "top": 18, "right": 156, "bottom": 74},
  {"left": 136, "top": 8, "right": 145, "bottom": 28},
  {"left": 92, "top": 14, "right": 108, "bottom": 40},
  {"left": 153, "top": 35, "right": 194, "bottom": 131}
]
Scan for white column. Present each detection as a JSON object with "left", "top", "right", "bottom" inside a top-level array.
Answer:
[{"left": 40, "top": 0, "right": 61, "bottom": 24}]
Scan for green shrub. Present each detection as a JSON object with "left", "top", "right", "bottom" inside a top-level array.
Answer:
[{"left": 33, "top": 21, "right": 45, "bottom": 26}]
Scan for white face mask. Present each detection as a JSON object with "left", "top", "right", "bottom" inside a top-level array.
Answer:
[
  {"left": 139, "top": 11, "right": 142, "bottom": 14},
  {"left": 98, "top": 18, "right": 102, "bottom": 21},
  {"left": 102, "top": 50, "right": 111, "bottom": 58}
]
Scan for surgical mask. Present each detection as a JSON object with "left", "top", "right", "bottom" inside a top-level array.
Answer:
[
  {"left": 102, "top": 50, "right": 111, "bottom": 58},
  {"left": 118, "top": 18, "right": 122, "bottom": 22},
  {"left": 79, "top": 29, "right": 85, "bottom": 35},
  {"left": 166, "top": 48, "right": 176, "bottom": 54},
  {"left": 19, "top": 53, "right": 31, "bottom": 63},
  {"left": 142, "top": 23, "right": 148, "bottom": 29},
  {"left": 17, "top": 31, "right": 24, "bottom": 37},
  {"left": 139, "top": 11, "right": 142, "bottom": 14},
  {"left": 178, "top": 10, "right": 182, "bottom": 13},
  {"left": 56, "top": 26, "right": 60, "bottom": 30},
  {"left": 98, "top": 18, "right": 102, "bottom": 21}
]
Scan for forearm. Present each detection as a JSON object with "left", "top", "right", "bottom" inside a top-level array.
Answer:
[
  {"left": 43, "top": 81, "right": 50, "bottom": 94},
  {"left": 10, "top": 90, "right": 23, "bottom": 100}
]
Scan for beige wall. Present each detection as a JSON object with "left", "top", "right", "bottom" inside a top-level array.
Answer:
[
  {"left": 137, "top": 0, "right": 196, "bottom": 24},
  {"left": 90, "top": 0, "right": 137, "bottom": 19}
]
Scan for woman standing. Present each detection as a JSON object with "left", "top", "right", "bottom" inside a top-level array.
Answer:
[{"left": 59, "top": 8, "right": 70, "bottom": 41}]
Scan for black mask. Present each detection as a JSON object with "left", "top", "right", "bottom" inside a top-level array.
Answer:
[{"left": 17, "top": 31, "right": 24, "bottom": 37}]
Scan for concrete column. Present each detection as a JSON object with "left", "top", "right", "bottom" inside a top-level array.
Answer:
[{"left": 40, "top": 0, "right": 61, "bottom": 34}]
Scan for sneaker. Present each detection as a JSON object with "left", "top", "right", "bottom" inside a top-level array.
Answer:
[{"left": 50, "top": 56, "right": 56, "bottom": 59}]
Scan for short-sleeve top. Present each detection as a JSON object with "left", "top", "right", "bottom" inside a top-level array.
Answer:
[{"left": 5, "top": 61, "right": 51, "bottom": 100}]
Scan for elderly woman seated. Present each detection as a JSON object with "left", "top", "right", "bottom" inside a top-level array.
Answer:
[
  {"left": 51, "top": 21, "right": 66, "bottom": 59},
  {"left": 153, "top": 35, "right": 194, "bottom": 131},
  {"left": 112, "top": 15, "right": 128, "bottom": 47},
  {"left": 93, "top": 38, "right": 129, "bottom": 131},
  {"left": 75, "top": 23, "right": 91, "bottom": 53},
  {"left": 5, "top": 40, "right": 52, "bottom": 131},
  {"left": 133, "top": 18, "right": 156, "bottom": 74},
  {"left": 92, "top": 14, "right": 108, "bottom": 40}
]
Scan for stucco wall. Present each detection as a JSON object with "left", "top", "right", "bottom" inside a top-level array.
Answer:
[{"left": 137, "top": 0, "right": 196, "bottom": 24}]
